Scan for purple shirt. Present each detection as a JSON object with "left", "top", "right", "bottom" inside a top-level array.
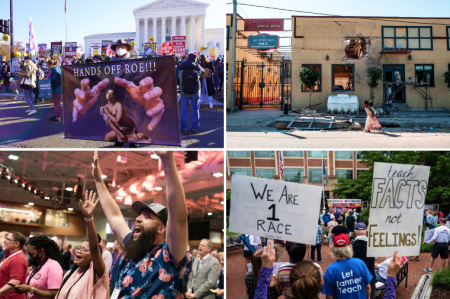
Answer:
[
  {"left": 254, "top": 266, "right": 273, "bottom": 299},
  {"left": 383, "top": 276, "right": 396, "bottom": 299}
]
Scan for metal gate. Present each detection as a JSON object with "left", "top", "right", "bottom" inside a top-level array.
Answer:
[{"left": 234, "top": 60, "right": 291, "bottom": 109}]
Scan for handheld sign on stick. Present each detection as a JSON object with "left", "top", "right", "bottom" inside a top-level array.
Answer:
[
  {"left": 367, "top": 162, "right": 430, "bottom": 257},
  {"left": 229, "top": 175, "right": 322, "bottom": 245}
]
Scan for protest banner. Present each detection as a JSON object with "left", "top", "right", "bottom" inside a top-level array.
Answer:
[
  {"left": 51, "top": 42, "right": 62, "bottom": 57},
  {"left": 102, "top": 40, "right": 114, "bottom": 56},
  {"left": 38, "top": 43, "right": 47, "bottom": 58},
  {"left": 90, "top": 42, "right": 101, "bottom": 57},
  {"left": 367, "top": 162, "right": 430, "bottom": 257},
  {"left": 64, "top": 42, "right": 77, "bottom": 58},
  {"left": 229, "top": 175, "right": 323, "bottom": 244},
  {"left": 327, "top": 199, "right": 361, "bottom": 211},
  {"left": 61, "top": 56, "right": 180, "bottom": 146},
  {"left": 38, "top": 79, "right": 52, "bottom": 98},
  {"left": 172, "top": 36, "right": 186, "bottom": 56}
]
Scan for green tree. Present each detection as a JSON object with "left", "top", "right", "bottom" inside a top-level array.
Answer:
[
  {"left": 444, "top": 71, "right": 450, "bottom": 89},
  {"left": 332, "top": 151, "right": 450, "bottom": 205},
  {"left": 298, "top": 67, "right": 320, "bottom": 108},
  {"left": 366, "top": 67, "right": 383, "bottom": 102}
]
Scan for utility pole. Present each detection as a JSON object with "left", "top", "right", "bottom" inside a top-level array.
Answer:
[
  {"left": 229, "top": 0, "right": 237, "bottom": 112},
  {"left": 10, "top": 0, "right": 14, "bottom": 59}
]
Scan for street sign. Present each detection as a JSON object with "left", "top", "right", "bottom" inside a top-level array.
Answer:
[
  {"left": 161, "top": 41, "right": 173, "bottom": 55},
  {"left": 248, "top": 34, "right": 280, "bottom": 51},
  {"left": 244, "top": 19, "right": 284, "bottom": 31}
]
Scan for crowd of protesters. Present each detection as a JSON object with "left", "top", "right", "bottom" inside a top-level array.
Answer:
[
  {"left": 0, "top": 152, "right": 224, "bottom": 298},
  {"left": 241, "top": 207, "right": 450, "bottom": 299}
]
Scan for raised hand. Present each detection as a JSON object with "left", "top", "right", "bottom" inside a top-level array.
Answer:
[
  {"left": 261, "top": 240, "right": 275, "bottom": 268},
  {"left": 72, "top": 78, "right": 110, "bottom": 122},
  {"left": 79, "top": 190, "right": 100, "bottom": 218},
  {"left": 114, "top": 76, "right": 165, "bottom": 131},
  {"left": 387, "top": 250, "right": 402, "bottom": 277},
  {"left": 91, "top": 151, "right": 102, "bottom": 182}
]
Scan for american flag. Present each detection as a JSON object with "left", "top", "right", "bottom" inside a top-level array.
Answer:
[
  {"left": 322, "top": 157, "right": 326, "bottom": 185},
  {"left": 64, "top": 0, "right": 67, "bottom": 14},
  {"left": 279, "top": 152, "right": 284, "bottom": 176},
  {"left": 29, "top": 17, "right": 37, "bottom": 55}
]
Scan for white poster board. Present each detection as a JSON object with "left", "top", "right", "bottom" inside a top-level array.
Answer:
[
  {"left": 229, "top": 175, "right": 323, "bottom": 245},
  {"left": 90, "top": 42, "right": 101, "bottom": 57},
  {"left": 367, "top": 162, "right": 430, "bottom": 257}
]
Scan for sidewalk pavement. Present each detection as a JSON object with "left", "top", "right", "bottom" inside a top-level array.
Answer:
[{"left": 227, "top": 108, "right": 450, "bottom": 132}]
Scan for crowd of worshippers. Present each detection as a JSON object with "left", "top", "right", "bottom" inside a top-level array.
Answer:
[
  {"left": 241, "top": 209, "right": 450, "bottom": 299},
  {"left": 0, "top": 151, "right": 225, "bottom": 298}
]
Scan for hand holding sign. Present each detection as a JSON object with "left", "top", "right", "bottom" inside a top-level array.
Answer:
[
  {"left": 114, "top": 77, "right": 165, "bottom": 131},
  {"left": 387, "top": 250, "right": 402, "bottom": 277},
  {"left": 261, "top": 240, "right": 275, "bottom": 268},
  {"left": 72, "top": 78, "right": 109, "bottom": 122}
]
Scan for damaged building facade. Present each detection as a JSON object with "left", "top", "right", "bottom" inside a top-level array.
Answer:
[{"left": 291, "top": 16, "right": 450, "bottom": 110}]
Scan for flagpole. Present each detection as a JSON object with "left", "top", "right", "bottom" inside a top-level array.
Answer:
[
  {"left": 322, "top": 152, "right": 325, "bottom": 210},
  {"left": 65, "top": 0, "right": 68, "bottom": 43}
]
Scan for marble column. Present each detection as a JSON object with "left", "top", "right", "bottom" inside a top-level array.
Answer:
[
  {"left": 171, "top": 16, "right": 176, "bottom": 40},
  {"left": 152, "top": 18, "right": 157, "bottom": 44},
  {"left": 200, "top": 15, "right": 205, "bottom": 50},
  {"left": 161, "top": 17, "right": 166, "bottom": 44},
  {"left": 181, "top": 16, "right": 186, "bottom": 37},
  {"left": 143, "top": 18, "right": 149, "bottom": 46},
  {"left": 135, "top": 19, "right": 141, "bottom": 52},
  {"left": 190, "top": 16, "right": 196, "bottom": 51}
]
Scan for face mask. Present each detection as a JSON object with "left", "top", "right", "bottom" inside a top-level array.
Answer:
[
  {"left": 29, "top": 254, "right": 41, "bottom": 267},
  {"left": 116, "top": 48, "right": 127, "bottom": 57}
]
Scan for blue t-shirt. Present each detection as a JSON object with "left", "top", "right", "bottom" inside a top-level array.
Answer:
[
  {"left": 322, "top": 258, "right": 373, "bottom": 299},
  {"left": 114, "top": 232, "right": 193, "bottom": 298}
]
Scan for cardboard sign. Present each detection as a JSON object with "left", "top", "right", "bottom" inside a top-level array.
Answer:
[
  {"left": 38, "top": 79, "right": 52, "bottom": 98},
  {"left": 172, "top": 36, "right": 186, "bottom": 56},
  {"left": 161, "top": 42, "right": 173, "bottom": 55},
  {"left": 229, "top": 175, "right": 323, "bottom": 244},
  {"left": 90, "top": 42, "right": 101, "bottom": 57},
  {"left": 51, "top": 42, "right": 62, "bottom": 57},
  {"left": 38, "top": 43, "right": 47, "bottom": 58},
  {"left": 64, "top": 42, "right": 77, "bottom": 58},
  {"left": 367, "top": 162, "right": 430, "bottom": 257},
  {"left": 102, "top": 40, "right": 114, "bottom": 56},
  {"left": 61, "top": 56, "right": 180, "bottom": 146}
]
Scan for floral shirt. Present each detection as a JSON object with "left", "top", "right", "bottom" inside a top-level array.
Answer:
[{"left": 114, "top": 233, "right": 193, "bottom": 298}]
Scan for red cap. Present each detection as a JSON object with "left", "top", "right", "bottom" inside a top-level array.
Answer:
[{"left": 333, "top": 234, "right": 350, "bottom": 247}]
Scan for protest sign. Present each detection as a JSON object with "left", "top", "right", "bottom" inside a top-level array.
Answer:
[
  {"left": 64, "top": 42, "right": 77, "bottom": 58},
  {"left": 11, "top": 58, "right": 19, "bottom": 73},
  {"left": 90, "top": 42, "right": 101, "bottom": 57},
  {"left": 172, "top": 36, "right": 186, "bottom": 56},
  {"left": 161, "top": 41, "right": 173, "bottom": 55},
  {"left": 157, "top": 46, "right": 162, "bottom": 56},
  {"left": 144, "top": 43, "right": 154, "bottom": 56},
  {"left": 102, "top": 40, "right": 114, "bottom": 56},
  {"left": 51, "top": 42, "right": 62, "bottom": 57},
  {"left": 367, "top": 162, "right": 430, "bottom": 257},
  {"left": 38, "top": 79, "right": 52, "bottom": 98},
  {"left": 61, "top": 56, "right": 180, "bottom": 146},
  {"left": 38, "top": 43, "right": 47, "bottom": 58},
  {"left": 229, "top": 175, "right": 323, "bottom": 244}
]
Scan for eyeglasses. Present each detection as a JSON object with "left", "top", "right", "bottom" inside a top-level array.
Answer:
[
  {"left": 5, "top": 238, "right": 16, "bottom": 242},
  {"left": 74, "top": 246, "right": 89, "bottom": 254}
]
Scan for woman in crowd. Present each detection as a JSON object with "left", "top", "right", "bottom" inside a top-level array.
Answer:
[
  {"left": 55, "top": 190, "right": 109, "bottom": 299},
  {"left": 14, "top": 236, "right": 64, "bottom": 298},
  {"left": 16, "top": 56, "right": 38, "bottom": 116},
  {"left": 215, "top": 252, "right": 224, "bottom": 299},
  {"left": 245, "top": 249, "right": 281, "bottom": 299},
  {"left": 198, "top": 55, "right": 215, "bottom": 108},
  {"left": 327, "top": 214, "right": 337, "bottom": 254},
  {"left": 364, "top": 100, "right": 382, "bottom": 133},
  {"left": 46, "top": 59, "right": 62, "bottom": 122}
]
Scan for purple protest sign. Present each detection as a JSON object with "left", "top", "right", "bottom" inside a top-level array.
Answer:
[{"left": 62, "top": 56, "right": 180, "bottom": 146}]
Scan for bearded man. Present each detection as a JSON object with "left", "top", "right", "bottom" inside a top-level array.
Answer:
[{"left": 92, "top": 151, "right": 192, "bottom": 298}]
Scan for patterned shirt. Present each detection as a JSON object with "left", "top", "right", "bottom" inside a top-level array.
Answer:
[
  {"left": 315, "top": 225, "right": 324, "bottom": 244},
  {"left": 114, "top": 233, "right": 193, "bottom": 298}
]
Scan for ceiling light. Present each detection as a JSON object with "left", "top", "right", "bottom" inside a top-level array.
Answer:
[
  {"left": 117, "top": 155, "right": 128, "bottom": 163},
  {"left": 68, "top": 208, "right": 74, "bottom": 211},
  {"left": 28, "top": 202, "right": 34, "bottom": 206},
  {"left": 116, "top": 196, "right": 123, "bottom": 200},
  {"left": 213, "top": 172, "right": 223, "bottom": 177},
  {"left": 65, "top": 187, "right": 73, "bottom": 191},
  {"left": 207, "top": 212, "right": 213, "bottom": 216},
  {"left": 6, "top": 174, "right": 11, "bottom": 180},
  {"left": 150, "top": 153, "right": 159, "bottom": 159},
  {"left": 220, "top": 201, "right": 224, "bottom": 205},
  {"left": 8, "top": 155, "right": 19, "bottom": 160},
  {"left": 124, "top": 196, "right": 132, "bottom": 205},
  {"left": 101, "top": 174, "right": 107, "bottom": 179},
  {"left": 44, "top": 196, "right": 50, "bottom": 200},
  {"left": 154, "top": 186, "right": 163, "bottom": 191}
]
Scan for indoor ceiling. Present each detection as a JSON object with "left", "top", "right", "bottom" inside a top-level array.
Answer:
[{"left": 0, "top": 151, "right": 225, "bottom": 228}]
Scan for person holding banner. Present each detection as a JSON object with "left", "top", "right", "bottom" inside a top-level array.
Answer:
[
  {"left": 46, "top": 60, "right": 62, "bottom": 122},
  {"left": 423, "top": 217, "right": 450, "bottom": 273}
]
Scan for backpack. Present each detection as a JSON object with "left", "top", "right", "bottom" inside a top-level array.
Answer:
[
  {"left": 37, "top": 68, "right": 45, "bottom": 80},
  {"left": 323, "top": 213, "right": 330, "bottom": 225},
  {"left": 238, "top": 234, "right": 256, "bottom": 253},
  {"left": 1, "top": 64, "right": 7, "bottom": 74},
  {"left": 181, "top": 69, "right": 200, "bottom": 95}
]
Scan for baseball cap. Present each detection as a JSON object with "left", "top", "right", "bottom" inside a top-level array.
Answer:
[
  {"left": 132, "top": 201, "right": 168, "bottom": 226},
  {"left": 355, "top": 222, "right": 366, "bottom": 230},
  {"left": 333, "top": 234, "right": 351, "bottom": 247}
]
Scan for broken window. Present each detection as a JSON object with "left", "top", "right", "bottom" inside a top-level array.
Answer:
[
  {"left": 415, "top": 64, "right": 435, "bottom": 87},
  {"left": 447, "top": 26, "right": 450, "bottom": 50},
  {"left": 332, "top": 65, "right": 354, "bottom": 92},
  {"left": 301, "top": 64, "right": 321, "bottom": 92},
  {"left": 382, "top": 26, "right": 432, "bottom": 50},
  {"left": 344, "top": 38, "right": 370, "bottom": 60}
]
